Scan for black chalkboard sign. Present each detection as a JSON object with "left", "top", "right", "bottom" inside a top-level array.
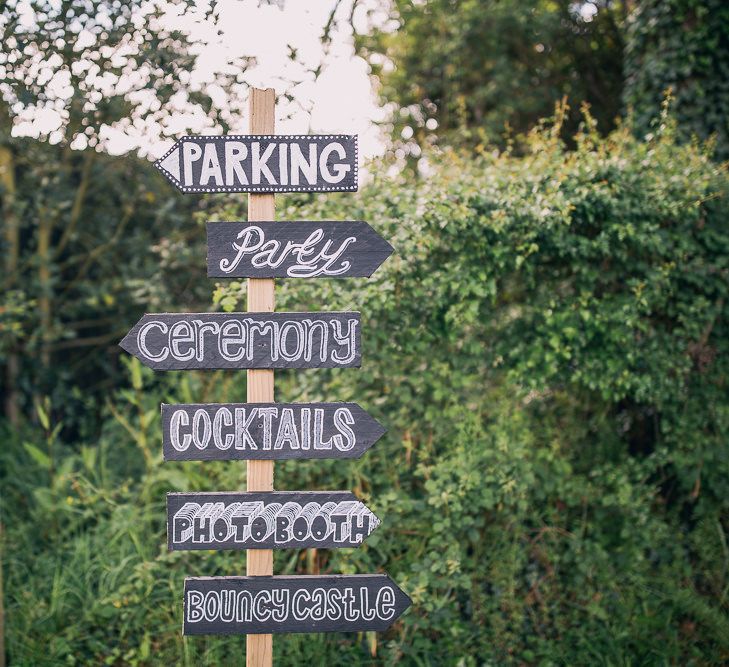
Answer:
[
  {"left": 154, "top": 135, "right": 358, "bottom": 193},
  {"left": 183, "top": 574, "right": 412, "bottom": 635},
  {"left": 207, "top": 221, "right": 393, "bottom": 279},
  {"left": 119, "top": 312, "right": 360, "bottom": 370},
  {"left": 161, "top": 402, "right": 385, "bottom": 461},
  {"left": 167, "top": 491, "right": 380, "bottom": 551}
]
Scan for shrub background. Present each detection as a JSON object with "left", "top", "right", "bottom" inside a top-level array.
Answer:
[
  {"left": 2, "top": 0, "right": 729, "bottom": 664},
  {"left": 3, "top": 110, "right": 728, "bottom": 664}
]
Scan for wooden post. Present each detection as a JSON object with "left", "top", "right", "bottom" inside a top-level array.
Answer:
[
  {"left": 0, "top": 144, "right": 19, "bottom": 427},
  {"left": 245, "top": 87, "right": 275, "bottom": 667}
]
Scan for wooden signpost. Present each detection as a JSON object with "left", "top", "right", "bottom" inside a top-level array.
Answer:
[
  {"left": 161, "top": 402, "right": 386, "bottom": 461},
  {"left": 245, "top": 89, "right": 276, "bottom": 665},
  {"left": 119, "top": 312, "right": 361, "bottom": 370},
  {"left": 207, "top": 221, "right": 393, "bottom": 278},
  {"left": 120, "top": 88, "right": 408, "bottom": 665},
  {"left": 183, "top": 575, "right": 412, "bottom": 635},
  {"left": 154, "top": 135, "right": 358, "bottom": 193},
  {"left": 167, "top": 491, "right": 380, "bottom": 550}
]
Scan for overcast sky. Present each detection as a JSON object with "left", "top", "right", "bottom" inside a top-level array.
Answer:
[{"left": 11, "top": 0, "right": 390, "bottom": 161}]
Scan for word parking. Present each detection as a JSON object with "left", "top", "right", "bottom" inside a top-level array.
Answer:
[
  {"left": 154, "top": 135, "right": 358, "bottom": 193},
  {"left": 167, "top": 492, "right": 380, "bottom": 550}
]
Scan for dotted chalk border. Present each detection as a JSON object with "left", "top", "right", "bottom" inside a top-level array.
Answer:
[{"left": 154, "top": 134, "right": 359, "bottom": 194}]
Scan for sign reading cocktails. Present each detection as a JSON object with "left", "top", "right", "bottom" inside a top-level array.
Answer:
[
  {"left": 154, "top": 135, "right": 358, "bottom": 193},
  {"left": 161, "top": 402, "right": 386, "bottom": 461}
]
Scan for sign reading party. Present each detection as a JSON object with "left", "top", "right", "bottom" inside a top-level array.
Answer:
[
  {"left": 154, "top": 135, "right": 358, "bottom": 193},
  {"left": 167, "top": 491, "right": 380, "bottom": 551},
  {"left": 183, "top": 575, "right": 411, "bottom": 635},
  {"left": 161, "top": 402, "right": 386, "bottom": 461},
  {"left": 119, "top": 312, "right": 360, "bottom": 370},
  {"left": 207, "top": 221, "right": 393, "bottom": 279}
]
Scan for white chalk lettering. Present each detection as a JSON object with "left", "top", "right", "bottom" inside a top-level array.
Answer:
[
  {"left": 224, "top": 141, "right": 248, "bottom": 186},
  {"left": 186, "top": 590, "right": 204, "bottom": 622},
  {"left": 172, "top": 499, "right": 378, "bottom": 546},
  {"left": 137, "top": 320, "right": 169, "bottom": 361},
  {"left": 200, "top": 143, "right": 223, "bottom": 186},
  {"left": 170, "top": 409, "right": 190, "bottom": 451},
  {"left": 219, "top": 225, "right": 356, "bottom": 278},
  {"left": 330, "top": 318, "right": 358, "bottom": 365},
  {"left": 319, "top": 142, "right": 351, "bottom": 184},
  {"left": 135, "top": 316, "right": 357, "bottom": 367},
  {"left": 169, "top": 406, "right": 358, "bottom": 454},
  {"left": 251, "top": 142, "right": 276, "bottom": 184},
  {"left": 185, "top": 583, "right": 399, "bottom": 628},
  {"left": 212, "top": 407, "right": 233, "bottom": 450},
  {"left": 182, "top": 143, "right": 202, "bottom": 187},
  {"left": 192, "top": 409, "right": 211, "bottom": 450},
  {"left": 169, "top": 138, "right": 356, "bottom": 192},
  {"left": 290, "top": 143, "right": 317, "bottom": 185}
]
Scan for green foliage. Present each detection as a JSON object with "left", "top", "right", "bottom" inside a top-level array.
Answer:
[
  {"left": 4, "top": 114, "right": 728, "bottom": 664},
  {"left": 624, "top": 0, "right": 729, "bottom": 160},
  {"left": 0, "top": 0, "right": 233, "bottom": 147},
  {"left": 354, "top": 0, "right": 626, "bottom": 157},
  {"left": 0, "top": 137, "right": 209, "bottom": 433},
  {"left": 0, "top": 0, "right": 248, "bottom": 433}
]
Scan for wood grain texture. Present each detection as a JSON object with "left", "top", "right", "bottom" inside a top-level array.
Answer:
[
  {"left": 166, "top": 491, "right": 380, "bottom": 551},
  {"left": 247, "top": 86, "right": 274, "bottom": 667},
  {"left": 160, "top": 402, "right": 386, "bottom": 461},
  {"left": 183, "top": 575, "right": 412, "bottom": 635},
  {"left": 206, "top": 221, "right": 393, "bottom": 278}
]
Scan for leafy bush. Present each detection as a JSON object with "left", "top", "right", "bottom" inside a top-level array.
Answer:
[
  {"left": 354, "top": 0, "right": 625, "bottom": 156},
  {"left": 0, "top": 138, "right": 207, "bottom": 436},
  {"left": 624, "top": 0, "right": 729, "bottom": 160},
  {"left": 3, "top": 112, "right": 728, "bottom": 664}
]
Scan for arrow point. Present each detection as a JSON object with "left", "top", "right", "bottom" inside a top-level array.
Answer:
[
  {"left": 372, "top": 418, "right": 388, "bottom": 441},
  {"left": 365, "top": 222, "right": 394, "bottom": 253},
  {"left": 381, "top": 237, "right": 395, "bottom": 254},
  {"left": 118, "top": 331, "right": 134, "bottom": 356},
  {"left": 390, "top": 577, "right": 413, "bottom": 614},
  {"left": 119, "top": 318, "right": 143, "bottom": 358},
  {"left": 155, "top": 144, "right": 181, "bottom": 185},
  {"left": 366, "top": 507, "right": 381, "bottom": 536},
  {"left": 351, "top": 404, "right": 387, "bottom": 456}
]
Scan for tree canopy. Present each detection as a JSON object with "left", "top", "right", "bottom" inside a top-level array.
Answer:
[
  {"left": 0, "top": 0, "right": 244, "bottom": 430},
  {"left": 624, "top": 0, "right": 729, "bottom": 159},
  {"left": 353, "top": 0, "right": 626, "bottom": 157}
]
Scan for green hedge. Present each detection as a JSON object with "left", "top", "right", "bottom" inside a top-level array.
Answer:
[
  {"left": 624, "top": 0, "right": 729, "bottom": 160},
  {"left": 3, "top": 113, "right": 728, "bottom": 664}
]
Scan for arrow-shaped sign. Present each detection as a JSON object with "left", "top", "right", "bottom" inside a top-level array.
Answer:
[
  {"left": 119, "top": 312, "right": 360, "bottom": 370},
  {"left": 183, "top": 574, "right": 411, "bottom": 635},
  {"left": 207, "top": 221, "right": 393, "bottom": 279},
  {"left": 154, "top": 135, "right": 358, "bottom": 194},
  {"left": 161, "top": 402, "right": 385, "bottom": 461},
  {"left": 167, "top": 491, "right": 380, "bottom": 551}
]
